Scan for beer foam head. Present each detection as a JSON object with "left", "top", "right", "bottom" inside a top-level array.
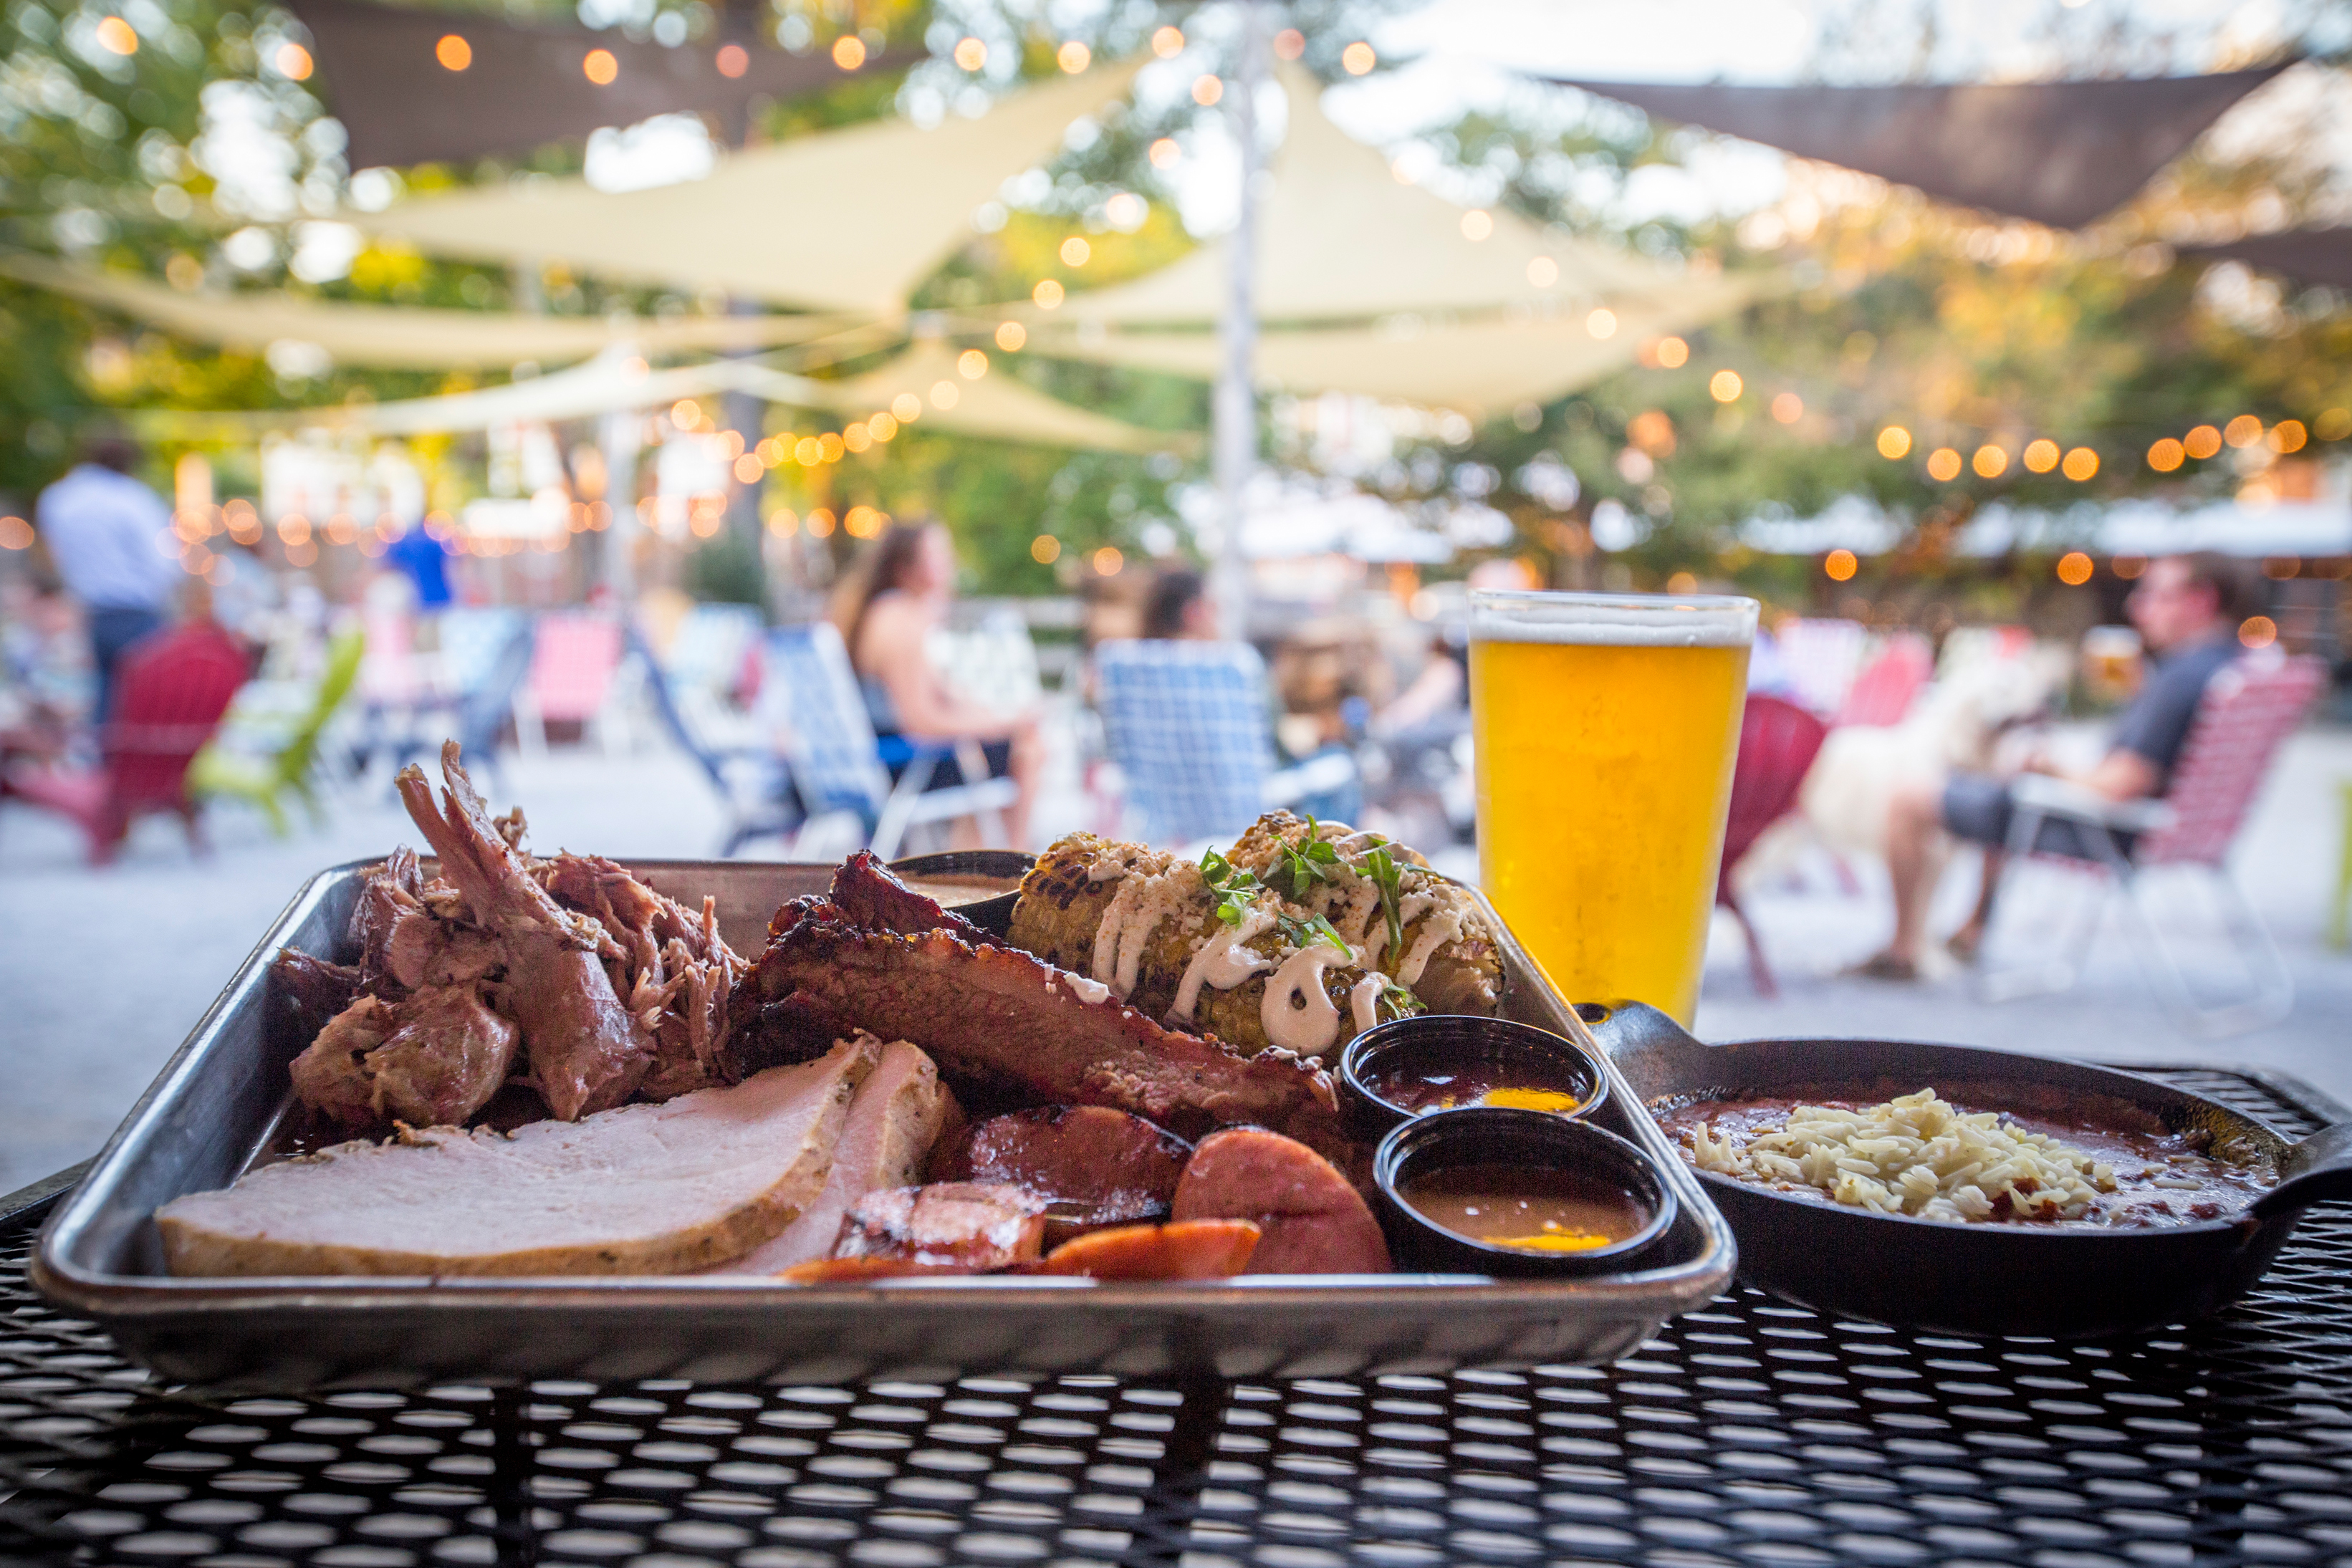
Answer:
[{"left": 1469, "top": 590, "right": 1757, "bottom": 648}]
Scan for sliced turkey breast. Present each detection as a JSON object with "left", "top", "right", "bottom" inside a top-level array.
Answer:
[
  {"left": 157, "top": 1036, "right": 877, "bottom": 1278},
  {"left": 713, "top": 1039, "right": 954, "bottom": 1275}
]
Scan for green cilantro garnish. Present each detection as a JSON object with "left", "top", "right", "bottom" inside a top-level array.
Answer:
[
  {"left": 1363, "top": 845, "right": 1405, "bottom": 958},
  {"left": 1199, "top": 847, "right": 1265, "bottom": 927}
]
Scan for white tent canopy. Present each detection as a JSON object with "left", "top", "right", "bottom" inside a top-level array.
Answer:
[
  {"left": 351, "top": 60, "right": 1143, "bottom": 314},
  {"left": 799, "top": 340, "right": 1187, "bottom": 453},
  {"left": 1032, "top": 276, "right": 1762, "bottom": 414},
  {"left": 0, "top": 253, "right": 848, "bottom": 370},
  {"left": 1039, "top": 62, "right": 1700, "bottom": 327}
]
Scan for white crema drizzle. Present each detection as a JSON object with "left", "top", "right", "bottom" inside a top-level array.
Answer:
[
  {"left": 1090, "top": 867, "right": 1190, "bottom": 1001},
  {"left": 1168, "top": 903, "right": 1276, "bottom": 1022},
  {"left": 1348, "top": 972, "right": 1386, "bottom": 1034},
  {"left": 1261, "top": 937, "right": 1361, "bottom": 1057}
]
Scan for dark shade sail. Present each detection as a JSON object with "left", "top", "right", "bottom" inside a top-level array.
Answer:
[
  {"left": 288, "top": 0, "right": 917, "bottom": 168},
  {"left": 2178, "top": 226, "right": 2352, "bottom": 291},
  {"left": 1544, "top": 64, "right": 2290, "bottom": 229}
]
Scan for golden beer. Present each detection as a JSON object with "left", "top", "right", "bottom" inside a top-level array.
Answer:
[{"left": 1469, "top": 592, "right": 1755, "bottom": 1024}]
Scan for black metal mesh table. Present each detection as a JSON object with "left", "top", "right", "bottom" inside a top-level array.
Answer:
[{"left": 6, "top": 1065, "right": 2351, "bottom": 1568}]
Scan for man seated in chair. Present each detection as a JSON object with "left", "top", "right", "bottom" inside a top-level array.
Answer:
[{"left": 1861, "top": 552, "right": 2252, "bottom": 981}]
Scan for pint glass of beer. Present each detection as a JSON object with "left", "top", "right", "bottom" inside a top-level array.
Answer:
[{"left": 1469, "top": 590, "right": 1758, "bottom": 1024}]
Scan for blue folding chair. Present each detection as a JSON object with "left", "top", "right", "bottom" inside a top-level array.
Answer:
[
  {"left": 629, "top": 624, "right": 802, "bottom": 857},
  {"left": 1090, "top": 640, "right": 1359, "bottom": 847},
  {"left": 759, "top": 622, "right": 1017, "bottom": 859}
]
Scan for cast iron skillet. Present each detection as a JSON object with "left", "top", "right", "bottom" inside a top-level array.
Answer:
[{"left": 1593, "top": 1004, "right": 2352, "bottom": 1339}]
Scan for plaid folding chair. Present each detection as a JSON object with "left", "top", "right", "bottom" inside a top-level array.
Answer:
[
  {"left": 1979, "top": 651, "right": 2324, "bottom": 1036},
  {"left": 1091, "top": 640, "right": 1358, "bottom": 847},
  {"left": 514, "top": 613, "right": 632, "bottom": 759},
  {"left": 757, "top": 622, "right": 1015, "bottom": 859}
]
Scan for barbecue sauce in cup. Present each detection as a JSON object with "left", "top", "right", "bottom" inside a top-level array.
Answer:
[{"left": 1399, "top": 1163, "right": 1645, "bottom": 1253}]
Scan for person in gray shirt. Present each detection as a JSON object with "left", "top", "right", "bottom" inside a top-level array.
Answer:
[
  {"left": 1861, "top": 552, "right": 2254, "bottom": 981},
  {"left": 34, "top": 434, "right": 181, "bottom": 725}
]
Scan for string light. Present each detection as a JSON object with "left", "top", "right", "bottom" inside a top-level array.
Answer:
[
  {"left": 1824, "top": 548, "right": 1858, "bottom": 582},
  {"left": 2022, "top": 438, "right": 2060, "bottom": 473},
  {"left": 1654, "top": 337, "right": 1688, "bottom": 368},
  {"left": 434, "top": 34, "right": 471, "bottom": 72},
  {"left": 276, "top": 42, "right": 312, "bottom": 79},
  {"left": 1149, "top": 138, "right": 1180, "bottom": 170},
  {"left": 1191, "top": 74, "right": 1221, "bottom": 106},
  {"left": 995, "top": 321, "right": 1027, "bottom": 351},
  {"left": 2056, "top": 551, "right": 2093, "bottom": 586},
  {"left": 817, "top": 433, "right": 844, "bottom": 462},
  {"left": 95, "top": 16, "right": 135, "bottom": 54},
  {"left": 958, "top": 349, "right": 989, "bottom": 379},
  {"left": 2269, "top": 420, "right": 2308, "bottom": 453},
  {"left": 1585, "top": 308, "right": 1617, "bottom": 338},
  {"left": 954, "top": 37, "right": 986, "bottom": 70},
  {"left": 807, "top": 509, "right": 836, "bottom": 537},
  {"left": 1057, "top": 40, "right": 1090, "bottom": 72},
  {"left": 1031, "top": 534, "right": 1061, "bottom": 564},
  {"left": 732, "top": 454, "right": 762, "bottom": 484},
  {"left": 2240, "top": 615, "right": 2277, "bottom": 650},
  {"left": 1877, "top": 425, "right": 1911, "bottom": 459},
  {"left": 891, "top": 393, "right": 921, "bottom": 423},
  {"left": 1273, "top": 29, "right": 1305, "bottom": 59},
  {"left": 931, "top": 380, "right": 959, "bottom": 410},
  {"left": 2182, "top": 424, "right": 2222, "bottom": 459},
  {"left": 1342, "top": 41, "right": 1376, "bottom": 74},
  {"left": 1033, "top": 279, "right": 1065, "bottom": 308},
  {"left": 715, "top": 43, "right": 747, "bottom": 78},
  {"left": 1460, "top": 210, "right": 1493, "bottom": 241},
  {"left": 795, "top": 436, "right": 823, "bottom": 466},
  {"left": 0, "top": 516, "right": 33, "bottom": 550},
  {"left": 1527, "top": 256, "right": 1558, "bottom": 287},
  {"left": 842, "top": 423, "right": 871, "bottom": 453},
  {"left": 2224, "top": 414, "right": 2263, "bottom": 448},
  {"left": 1926, "top": 447, "right": 1962, "bottom": 481},
  {"left": 1771, "top": 393, "right": 1803, "bottom": 424},
  {"left": 831, "top": 35, "right": 865, "bottom": 69},
  {"left": 1151, "top": 25, "right": 1184, "bottom": 57},
  {"left": 1709, "top": 370, "right": 1743, "bottom": 403},
  {"left": 1972, "top": 444, "right": 2007, "bottom": 478},
  {"left": 2148, "top": 438, "right": 2184, "bottom": 472},
  {"left": 868, "top": 411, "right": 898, "bottom": 441},
  {"left": 767, "top": 509, "right": 799, "bottom": 537},
  {"left": 1060, "top": 236, "right": 1090, "bottom": 266},
  {"left": 582, "top": 48, "right": 618, "bottom": 84},
  {"left": 2318, "top": 408, "right": 2352, "bottom": 441},
  {"left": 2063, "top": 446, "right": 2099, "bottom": 481},
  {"left": 1093, "top": 545, "right": 1123, "bottom": 575}
]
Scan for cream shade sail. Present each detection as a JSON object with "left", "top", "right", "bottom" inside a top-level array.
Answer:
[
  {"left": 130, "top": 342, "right": 1179, "bottom": 453},
  {"left": 1, "top": 253, "right": 850, "bottom": 368},
  {"left": 351, "top": 60, "right": 1144, "bottom": 314},
  {"left": 1038, "top": 62, "right": 1677, "bottom": 327},
  {"left": 1030, "top": 275, "right": 1764, "bottom": 413},
  {"left": 791, "top": 340, "right": 1189, "bottom": 452}
]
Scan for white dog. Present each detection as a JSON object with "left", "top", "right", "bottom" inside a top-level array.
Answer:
[{"left": 1795, "top": 642, "right": 2073, "bottom": 864}]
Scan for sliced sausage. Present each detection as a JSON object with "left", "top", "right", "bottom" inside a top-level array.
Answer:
[
  {"left": 1171, "top": 1127, "right": 1392, "bottom": 1274},
  {"left": 835, "top": 1182, "right": 1047, "bottom": 1269},
  {"left": 1025, "top": 1219, "right": 1262, "bottom": 1279},
  {"left": 931, "top": 1105, "right": 1192, "bottom": 1243}
]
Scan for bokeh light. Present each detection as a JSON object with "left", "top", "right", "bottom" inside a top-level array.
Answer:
[
  {"left": 582, "top": 48, "right": 618, "bottom": 84},
  {"left": 1342, "top": 42, "right": 1376, "bottom": 74},
  {"left": 1771, "top": 393, "right": 1803, "bottom": 424},
  {"left": 436, "top": 34, "right": 471, "bottom": 69},
  {"left": 1654, "top": 337, "right": 1688, "bottom": 368},
  {"left": 1876, "top": 425, "right": 1911, "bottom": 459},
  {"left": 2147, "top": 438, "right": 2185, "bottom": 472},
  {"left": 1093, "top": 545, "right": 1123, "bottom": 575},
  {"left": 954, "top": 37, "right": 986, "bottom": 70},
  {"left": 2063, "top": 446, "right": 2100, "bottom": 481},
  {"left": 831, "top": 35, "right": 865, "bottom": 69},
  {"left": 1151, "top": 25, "right": 1184, "bottom": 57},
  {"left": 1060, "top": 236, "right": 1090, "bottom": 267},
  {"left": 1709, "top": 370, "right": 1743, "bottom": 403},
  {"left": 1057, "top": 41, "right": 1090, "bottom": 72},
  {"left": 1460, "top": 210, "right": 1493, "bottom": 241},
  {"left": 2240, "top": 615, "right": 2278, "bottom": 650},
  {"left": 275, "top": 43, "right": 312, "bottom": 79},
  {"left": 716, "top": 44, "right": 747, "bottom": 78},
  {"left": 2022, "top": 438, "right": 2060, "bottom": 473},
  {"left": 1032, "top": 279, "right": 1065, "bottom": 308},
  {"left": 1192, "top": 74, "right": 1222, "bottom": 106},
  {"left": 2183, "top": 424, "right": 2222, "bottom": 459},
  {"left": 2269, "top": 419, "right": 2308, "bottom": 453},
  {"left": 95, "top": 16, "right": 135, "bottom": 54},
  {"left": 1926, "top": 447, "right": 1962, "bottom": 481},
  {"left": 1585, "top": 308, "right": 1617, "bottom": 338},
  {"left": 2056, "top": 551, "right": 2093, "bottom": 586},
  {"left": 1031, "top": 535, "right": 1060, "bottom": 564},
  {"left": 2224, "top": 414, "right": 2263, "bottom": 448},
  {"left": 1973, "top": 444, "right": 2008, "bottom": 478},
  {"left": 1824, "top": 549, "right": 1858, "bottom": 582},
  {"left": 958, "top": 349, "right": 989, "bottom": 380},
  {"left": 994, "top": 321, "right": 1027, "bottom": 351}
]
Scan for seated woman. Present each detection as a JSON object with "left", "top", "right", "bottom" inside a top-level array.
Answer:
[{"left": 831, "top": 521, "right": 1042, "bottom": 849}]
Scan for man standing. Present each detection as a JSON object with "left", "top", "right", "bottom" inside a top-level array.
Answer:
[
  {"left": 35, "top": 435, "right": 180, "bottom": 725},
  {"left": 1861, "top": 552, "right": 2251, "bottom": 979}
]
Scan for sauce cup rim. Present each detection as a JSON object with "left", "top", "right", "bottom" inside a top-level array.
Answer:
[
  {"left": 1373, "top": 1108, "right": 1677, "bottom": 1270},
  {"left": 1339, "top": 1014, "right": 1611, "bottom": 1133}
]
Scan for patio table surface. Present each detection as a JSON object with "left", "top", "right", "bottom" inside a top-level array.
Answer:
[{"left": 4, "top": 1063, "right": 2349, "bottom": 1568}]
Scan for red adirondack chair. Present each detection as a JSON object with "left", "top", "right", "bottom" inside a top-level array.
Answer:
[
  {"left": 1717, "top": 695, "right": 1831, "bottom": 997},
  {"left": 1, "top": 620, "right": 248, "bottom": 862}
]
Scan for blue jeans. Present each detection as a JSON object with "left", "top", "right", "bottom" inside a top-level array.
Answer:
[{"left": 87, "top": 605, "right": 163, "bottom": 724}]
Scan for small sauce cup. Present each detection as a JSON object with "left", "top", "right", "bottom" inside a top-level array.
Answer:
[
  {"left": 1372, "top": 1108, "right": 1677, "bottom": 1276},
  {"left": 1338, "top": 1015, "right": 1608, "bottom": 1141}
]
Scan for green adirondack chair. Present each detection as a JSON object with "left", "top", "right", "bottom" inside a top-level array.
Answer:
[{"left": 191, "top": 627, "right": 365, "bottom": 835}]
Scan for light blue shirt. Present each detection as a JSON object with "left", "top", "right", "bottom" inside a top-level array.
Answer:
[{"left": 36, "top": 464, "right": 179, "bottom": 612}]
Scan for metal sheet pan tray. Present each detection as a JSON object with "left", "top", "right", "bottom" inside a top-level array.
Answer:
[{"left": 33, "top": 858, "right": 1734, "bottom": 1391}]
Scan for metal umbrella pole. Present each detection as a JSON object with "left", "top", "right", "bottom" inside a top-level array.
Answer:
[{"left": 1210, "top": 0, "right": 1267, "bottom": 641}]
